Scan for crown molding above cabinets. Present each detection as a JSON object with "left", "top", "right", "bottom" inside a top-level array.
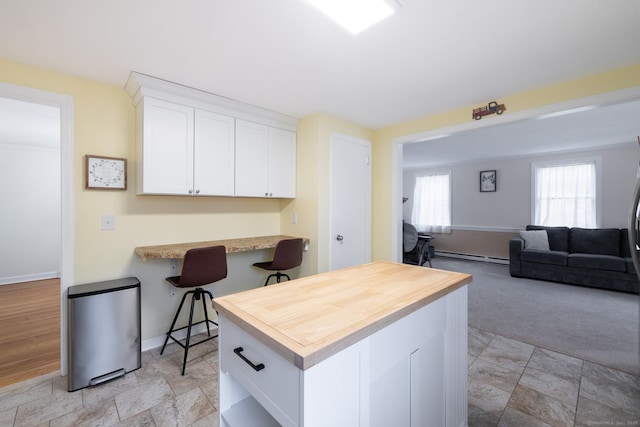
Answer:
[{"left": 125, "top": 72, "right": 298, "bottom": 132}]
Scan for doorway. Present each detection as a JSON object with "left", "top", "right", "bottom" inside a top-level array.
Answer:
[
  {"left": 0, "top": 82, "right": 73, "bottom": 385},
  {"left": 391, "top": 87, "right": 640, "bottom": 262},
  {"left": 330, "top": 133, "right": 372, "bottom": 270}
]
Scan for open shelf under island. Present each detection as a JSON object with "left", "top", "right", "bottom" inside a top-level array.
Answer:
[{"left": 213, "top": 260, "right": 472, "bottom": 427}]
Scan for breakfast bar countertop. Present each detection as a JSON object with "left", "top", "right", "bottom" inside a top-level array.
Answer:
[
  {"left": 213, "top": 260, "right": 472, "bottom": 370},
  {"left": 134, "top": 235, "right": 309, "bottom": 260}
]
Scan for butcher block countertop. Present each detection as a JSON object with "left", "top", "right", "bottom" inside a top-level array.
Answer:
[
  {"left": 135, "top": 235, "right": 309, "bottom": 260},
  {"left": 213, "top": 261, "right": 472, "bottom": 370}
]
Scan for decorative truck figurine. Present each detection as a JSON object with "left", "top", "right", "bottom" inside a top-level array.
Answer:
[{"left": 472, "top": 101, "right": 506, "bottom": 120}]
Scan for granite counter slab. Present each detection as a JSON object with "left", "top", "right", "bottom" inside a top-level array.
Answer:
[{"left": 135, "top": 235, "right": 309, "bottom": 260}]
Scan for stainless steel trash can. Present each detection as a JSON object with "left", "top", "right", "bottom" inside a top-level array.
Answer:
[{"left": 67, "top": 277, "right": 141, "bottom": 392}]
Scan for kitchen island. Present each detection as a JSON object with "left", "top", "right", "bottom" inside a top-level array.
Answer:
[{"left": 213, "top": 261, "right": 472, "bottom": 427}]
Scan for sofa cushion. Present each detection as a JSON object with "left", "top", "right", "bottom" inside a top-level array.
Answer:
[
  {"left": 625, "top": 257, "right": 638, "bottom": 275},
  {"left": 569, "top": 228, "right": 620, "bottom": 257},
  {"left": 620, "top": 229, "right": 632, "bottom": 258},
  {"left": 526, "top": 225, "right": 570, "bottom": 252},
  {"left": 521, "top": 249, "right": 568, "bottom": 266},
  {"left": 519, "top": 230, "right": 550, "bottom": 250},
  {"left": 568, "top": 253, "right": 626, "bottom": 272}
]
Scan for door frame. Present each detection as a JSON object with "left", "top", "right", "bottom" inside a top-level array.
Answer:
[
  {"left": 0, "top": 82, "right": 74, "bottom": 375},
  {"left": 329, "top": 133, "right": 372, "bottom": 270},
  {"left": 391, "top": 86, "right": 640, "bottom": 262}
]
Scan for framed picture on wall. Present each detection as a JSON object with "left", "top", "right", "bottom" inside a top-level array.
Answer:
[
  {"left": 85, "top": 155, "right": 127, "bottom": 190},
  {"left": 480, "top": 170, "right": 496, "bottom": 192}
]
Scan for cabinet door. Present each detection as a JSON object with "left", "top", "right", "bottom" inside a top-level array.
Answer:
[
  {"left": 194, "top": 110, "right": 235, "bottom": 196},
  {"left": 235, "top": 119, "right": 269, "bottom": 197},
  {"left": 140, "top": 98, "right": 194, "bottom": 195},
  {"left": 368, "top": 297, "right": 447, "bottom": 427},
  {"left": 268, "top": 128, "right": 296, "bottom": 198},
  {"left": 410, "top": 333, "right": 446, "bottom": 426}
]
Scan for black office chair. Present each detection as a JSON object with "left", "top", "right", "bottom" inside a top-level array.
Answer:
[
  {"left": 403, "top": 222, "right": 432, "bottom": 267},
  {"left": 160, "top": 245, "right": 227, "bottom": 375},
  {"left": 253, "top": 238, "right": 304, "bottom": 286}
]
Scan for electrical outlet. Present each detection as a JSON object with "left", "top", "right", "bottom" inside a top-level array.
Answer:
[{"left": 291, "top": 211, "right": 297, "bottom": 224}]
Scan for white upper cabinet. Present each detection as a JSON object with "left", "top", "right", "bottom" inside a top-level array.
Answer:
[
  {"left": 194, "top": 109, "right": 235, "bottom": 196},
  {"left": 234, "top": 120, "right": 269, "bottom": 197},
  {"left": 138, "top": 97, "right": 195, "bottom": 195},
  {"left": 235, "top": 120, "right": 296, "bottom": 198},
  {"left": 126, "top": 72, "right": 297, "bottom": 198},
  {"left": 268, "top": 127, "right": 297, "bottom": 198},
  {"left": 137, "top": 97, "right": 235, "bottom": 196}
]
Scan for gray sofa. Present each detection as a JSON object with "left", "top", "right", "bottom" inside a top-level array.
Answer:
[{"left": 509, "top": 225, "right": 639, "bottom": 294}]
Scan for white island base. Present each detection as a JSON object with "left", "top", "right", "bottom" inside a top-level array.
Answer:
[{"left": 218, "top": 287, "right": 468, "bottom": 426}]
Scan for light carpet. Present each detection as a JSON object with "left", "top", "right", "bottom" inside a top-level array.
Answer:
[{"left": 433, "top": 257, "right": 640, "bottom": 375}]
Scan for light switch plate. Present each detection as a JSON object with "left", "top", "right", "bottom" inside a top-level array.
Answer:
[{"left": 102, "top": 215, "right": 115, "bottom": 230}]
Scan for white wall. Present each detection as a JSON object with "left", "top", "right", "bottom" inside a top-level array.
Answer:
[
  {"left": 0, "top": 97, "right": 61, "bottom": 284},
  {"left": 403, "top": 144, "right": 639, "bottom": 230}
]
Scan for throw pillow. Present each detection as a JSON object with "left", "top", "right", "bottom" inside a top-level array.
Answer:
[{"left": 519, "top": 230, "right": 550, "bottom": 250}]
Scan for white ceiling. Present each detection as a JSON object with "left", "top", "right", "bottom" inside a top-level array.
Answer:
[{"left": 0, "top": 0, "right": 638, "bottom": 131}]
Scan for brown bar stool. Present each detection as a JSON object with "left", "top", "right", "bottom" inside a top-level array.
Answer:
[
  {"left": 253, "top": 238, "right": 303, "bottom": 286},
  {"left": 160, "top": 245, "right": 227, "bottom": 375}
]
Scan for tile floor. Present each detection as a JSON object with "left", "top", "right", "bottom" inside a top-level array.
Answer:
[
  {"left": 1, "top": 329, "right": 638, "bottom": 426},
  {"left": 468, "top": 327, "right": 639, "bottom": 426}
]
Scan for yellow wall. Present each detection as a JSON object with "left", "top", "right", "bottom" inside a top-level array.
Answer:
[
  {"left": 0, "top": 58, "right": 292, "bottom": 340},
  {"left": 0, "top": 57, "right": 372, "bottom": 342},
  {"left": 371, "top": 64, "right": 640, "bottom": 262},
  {"left": 281, "top": 113, "right": 373, "bottom": 273},
  {"left": 2, "top": 55, "right": 639, "bottom": 341}
]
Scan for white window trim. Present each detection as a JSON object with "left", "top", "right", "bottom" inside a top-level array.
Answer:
[{"left": 530, "top": 157, "right": 602, "bottom": 227}]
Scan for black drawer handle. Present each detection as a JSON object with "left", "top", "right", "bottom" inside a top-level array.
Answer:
[{"left": 233, "top": 346, "right": 265, "bottom": 371}]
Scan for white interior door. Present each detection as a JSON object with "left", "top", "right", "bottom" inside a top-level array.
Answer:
[{"left": 330, "top": 134, "right": 372, "bottom": 270}]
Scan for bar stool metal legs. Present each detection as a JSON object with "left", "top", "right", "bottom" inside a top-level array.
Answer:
[{"left": 160, "top": 287, "right": 217, "bottom": 375}]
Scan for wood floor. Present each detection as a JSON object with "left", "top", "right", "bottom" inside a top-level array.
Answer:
[{"left": 0, "top": 278, "right": 60, "bottom": 388}]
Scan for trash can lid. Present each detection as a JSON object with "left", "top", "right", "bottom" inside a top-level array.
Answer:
[{"left": 68, "top": 277, "right": 140, "bottom": 298}]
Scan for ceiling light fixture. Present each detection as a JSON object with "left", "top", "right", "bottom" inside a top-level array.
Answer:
[{"left": 307, "top": 0, "right": 401, "bottom": 35}]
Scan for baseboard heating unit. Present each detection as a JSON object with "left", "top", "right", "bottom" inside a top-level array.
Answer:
[{"left": 435, "top": 251, "right": 509, "bottom": 265}]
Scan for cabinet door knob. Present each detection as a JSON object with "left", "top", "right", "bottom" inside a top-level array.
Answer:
[
  {"left": 336, "top": 234, "right": 344, "bottom": 241},
  {"left": 188, "top": 189, "right": 193, "bottom": 194},
  {"left": 195, "top": 189, "right": 200, "bottom": 194}
]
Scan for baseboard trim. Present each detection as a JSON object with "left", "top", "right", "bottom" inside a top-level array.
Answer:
[
  {"left": 435, "top": 250, "right": 509, "bottom": 265},
  {"left": 0, "top": 272, "right": 60, "bottom": 286}
]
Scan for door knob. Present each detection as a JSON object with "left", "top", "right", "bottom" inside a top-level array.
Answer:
[{"left": 336, "top": 235, "right": 344, "bottom": 241}]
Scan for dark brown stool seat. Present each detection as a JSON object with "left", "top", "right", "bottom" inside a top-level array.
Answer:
[
  {"left": 253, "top": 238, "right": 303, "bottom": 286},
  {"left": 160, "top": 245, "right": 227, "bottom": 375}
]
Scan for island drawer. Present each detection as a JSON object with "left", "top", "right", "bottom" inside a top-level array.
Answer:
[{"left": 219, "top": 315, "right": 300, "bottom": 426}]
